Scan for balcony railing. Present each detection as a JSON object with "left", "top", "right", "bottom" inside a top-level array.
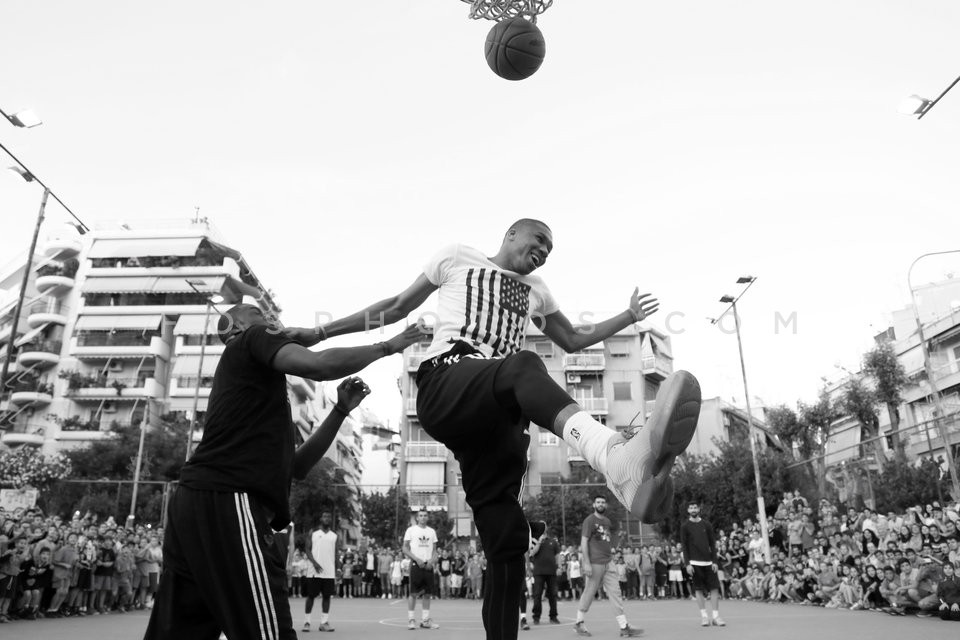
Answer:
[
  {"left": 29, "top": 300, "right": 64, "bottom": 316},
  {"left": 177, "top": 376, "right": 215, "bottom": 389},
  {"left": 576, "top": 397, "right": 609, "bottom": 414},
  {"left": 19, "top": 340, "right": 62, "bottom": 356},
  {"left": 563, "top": 353, "right": 606, "bottom": 370},
  {"left": 10, "top": 379, "right": 54, "bottom": 395},
  {"left": 404, "top": 442, "right": 447, "bottom": 460},
  {"left": 406, "top": 397, "right": 418, "bottom": 414},
  {"left": 641, "top": 355, "right": 673, "bottom": 380},
  {"left": 63, "top": 376, "right": 155, "bottom": 396},
  {"left": 76, "top": 331, "right": 159, "bottom": 347},
  {"left": 407, "top": 491, "right": 448, "bottom": 510}
]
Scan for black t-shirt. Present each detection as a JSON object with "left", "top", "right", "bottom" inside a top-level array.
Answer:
[
  {"left": 179, "top": 324, "right": 295, "bottom": 529},
  {"left": 531, "top": 537, "right": 560, "bottom": 575}
]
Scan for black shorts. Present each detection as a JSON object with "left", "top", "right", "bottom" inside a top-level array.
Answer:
[
  {"left": 410, "top": 565, "right": 435, "bottom": 595},
  {"left": 690, "top": 565, "right": 721, "bottom": 593},
  {"left": 364, "top": 569, "right": 376, "bottom": 582},
  {"left": 143, "top": 487, "right": 295, "bottom": 640},
  {"left": 303, "top": 578, "right": 335, "bottom": 599}
]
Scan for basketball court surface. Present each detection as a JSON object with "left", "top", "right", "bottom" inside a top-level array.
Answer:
[{"left": 2, "top": 597, "right": 957, "bottom": 640}]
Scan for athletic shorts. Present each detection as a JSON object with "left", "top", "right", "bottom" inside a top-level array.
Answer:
[
  {"left": 690, "top": 565, "right": 721, "bottom": 593},
  {"left": 410, "top": 565, "right": 434, "bottom": 595},
  {"left": 450, "top": 574, "right": 463, "bottom": 589},
  {"left": 364, "top": 569, "right": 376, "bottom": 582},
  {"left": 668, "top": 569, "right": 683, "bottom": 582},
  {"left": 143, "top": 487, "right": 296, "bottom": 640},
  {"left": 303, "top": 578, "right": 335, "bottom": 599}
]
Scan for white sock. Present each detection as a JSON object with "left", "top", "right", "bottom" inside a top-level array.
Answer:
[
  {"left": 616, "top": 614, "right": 627, "bottom": 629},
  {"left": 712, "top": 610, "right": 720, "bottom": 619},
  {"left": 561, "top": 411, "right": 614, "bottom": 473},
  {"left": 320, "top": 613, "right": 329, "bottom": 624},
  {"left": 422, "top": 609, "right": 430, "bottom": 621},
  {"left": 576, "top": 610, "right": 584, "bottom": 623},
  {"left": 408, "top": 610, "right": 415, "bottom": 620},
  {"left": 305, "top": 612, "right": 313, "bottom": 625},
  {"left": 700, "top": 609, "right": 708, "bottom": 618}
]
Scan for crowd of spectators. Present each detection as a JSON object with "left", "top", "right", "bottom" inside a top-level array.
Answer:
[{"left": 0, "top": 506, "right": 162, "bottom": 624}]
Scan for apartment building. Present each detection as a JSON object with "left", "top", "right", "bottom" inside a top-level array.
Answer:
[
  {"left": 397, "top": 323, "right": 676, "bottom": 539},
  {"left": 0, "top": 220, "right": 362, "bottom": 521}
]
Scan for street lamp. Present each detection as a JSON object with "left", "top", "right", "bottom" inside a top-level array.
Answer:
[
  {"left": 713, "top": 275, "right": 771, "bottom": 562},
  {"left": 184, "top": 279, "right": 224, "bottom": 460},
  {"left": 0, "top": 106, "right": 42, "bottom": 128},
  {"left": 898, "top": 72, "right": 960, "bottom": 119},
  {"left": 907, "top": 252, "right": 960, "bottom": 499}
]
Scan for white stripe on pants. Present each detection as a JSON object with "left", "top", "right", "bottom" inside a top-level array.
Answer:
[{"left": 578, "top": 562, "right": 623, "bottom": 616}]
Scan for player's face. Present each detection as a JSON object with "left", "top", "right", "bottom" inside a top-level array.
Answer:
[
  {"left": 688, "top": 504, "right": 700, "bottom": 518},
  {"left": 320, "top": 512, "right": 332, "bottom": 527},
  {"left": 417, "top": 511, "right": 429, "bottom": 526},
  {"left": 593, "top": 498, "right": 606, "bottom": 514},
  {"left": 508, "top": 223, "right": 553, "bottom": 275}
]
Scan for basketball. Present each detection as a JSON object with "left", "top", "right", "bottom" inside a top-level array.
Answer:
[{"left": 484, "top": 17, "right": 546, "bottom": 81}]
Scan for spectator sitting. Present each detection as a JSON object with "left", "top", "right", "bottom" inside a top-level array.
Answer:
[{"left": 936, "top": 561, "right": 960, "bottom": 621}]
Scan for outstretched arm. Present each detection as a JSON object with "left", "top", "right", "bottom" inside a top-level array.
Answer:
[
  {"left": 293, "top": 377, "right": 370, "bottom": 480},
  {"left": 539, "top": 287, "right": 659, "bottom": 353},
  {"left": 319, "top": 274, "right": 438, "bottom": 341},
  {"left": 272, "top": 324, "right": 422, "bottom": 381}
]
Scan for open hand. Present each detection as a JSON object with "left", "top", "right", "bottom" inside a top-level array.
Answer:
[
  {"left": 385, "top": 324, "right": 425, "bottom": 355},
  {"left": 336, "top": 377, "right": 371, "bottom": 413},
  {"left": 629, "top": 288, "right": 659, "bottom": 321}
]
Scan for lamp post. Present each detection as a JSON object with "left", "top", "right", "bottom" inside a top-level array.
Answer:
[
  {"left": 184, "top": 279, "right": 224, "bottom": 460},
  {"left": 898, "top": 72, "right": 960, "bottom": 119},
  {"left": 907, "top": 252, "right": 960, "bottom": 499},
  {"left": 713, "top": 276, "right": 771, "bottom": 563}
]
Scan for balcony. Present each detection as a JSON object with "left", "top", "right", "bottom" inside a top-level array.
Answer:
[
  {"left": 27, "top": 300, "right": 68, "bottom": 329},
  {"left": 563, "top": 352, "right": 606, "bottom": 371},
  {"left": 407, "top": 491, "right": 448, "bottom": 511},
  {"left": 641, "top": 354, "right": 673, "bottom": 381},
  {"left": 9, "top": 380, "right": 54, "bottom": 407},
  {"left": 407, "top": 347, "right": 433, "bottom": 372},
  {"left": 406, "top": 397, "right": 418, "bottom": 415},
  {"left": 567, "top": 446, "right": 586, "bottom": 464},
  {"left": 404, "top": 441, "right": 447, "bottom": 461},
  {"left": 42, "top": 234, "right": 83, "bottom": 257},
  {"left": 17, "top": 340, "right": 62, "bottom": 369},
  {"left": 1, "top": 422, "right": 46, "bottom": 447},
  {"left": 287, "top": 375, "right": 315, "bottom": 401},
  {"left": 70, "top": 334, "right": 170, "bottom": 361},
  {"left": 577, "top": 397, "right": 609, "bottom": 415},
  {"left": 63, "top": 376, "right": 163, "bottom": 400}
]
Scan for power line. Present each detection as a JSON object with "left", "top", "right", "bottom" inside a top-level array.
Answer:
[{"left": 0, "top": 138, "right": 88, "bottom": 232}]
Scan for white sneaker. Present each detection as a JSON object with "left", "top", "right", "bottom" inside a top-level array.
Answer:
[
  {"left": 420, "top": 618, "right": 439, "bottom": 629},
  {"left": 604, "top": 371, "right": 700, "bottom": 523},
  {"left": 408, "top": 619, "right": 417, "bottom": 630}
]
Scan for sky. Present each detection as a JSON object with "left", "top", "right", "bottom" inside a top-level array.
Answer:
[{"left": 2, "top": 1, "right": 960, "bottom": 431}]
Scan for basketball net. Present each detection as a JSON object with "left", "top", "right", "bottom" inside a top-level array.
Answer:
[{"left": 462, "top": 0, "right": 553, "bottom": 22}]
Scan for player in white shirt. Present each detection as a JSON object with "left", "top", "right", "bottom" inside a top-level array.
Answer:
[
  {"left": 302, "top": 512, "right": 338, "bottom": 633},
  {"left": 321, "top": 219, "right": 701, "bottom": 640},
  {"left": 402, "top": 510, "right": 439, "bottom": 630}
]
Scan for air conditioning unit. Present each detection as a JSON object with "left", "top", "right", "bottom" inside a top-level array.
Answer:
[
  {"left": 107, "top": 361, "right": 124, "bottom": 372},
  {"left": 103, "top": 402, "right": 117, "bottom": 414},
  {"left": 566, "top": 374, "right": 581, "bottom": 384}
]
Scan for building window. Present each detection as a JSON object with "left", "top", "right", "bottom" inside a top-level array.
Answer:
[
  {"left": 953, "top": 345, "right": 960, "bottom": 361},
  {"left": 539, "top": 432, "right": 559, "bottom": 446},
  {"left": 613, "top": 382, "right": 632, "bottom": 401},
  {"left": 533, "top": 341, "right": 554, "bottom": 358},
  {"left": 607, "top": 340, "right": 630, "bottom": 358}
]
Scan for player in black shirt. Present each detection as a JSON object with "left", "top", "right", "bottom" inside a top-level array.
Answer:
[{"left": 144, "top": 304, "right": 419, "bottom": 640}]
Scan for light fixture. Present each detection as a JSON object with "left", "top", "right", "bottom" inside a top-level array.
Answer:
[
  {"left": 737, "top": 276, "right": 756, "bottom": 284},
  {"left": 7, "top": 165, "right": 34, "bottom": 182},
  {"left": 898, "top": 95, "right": 931, "bottom": 117},
  {"left": 719, "top": 295, "right": 735, "bottom": 304},
  {"left": 1, "top": 108, "right": 42, "bottom": 128}
]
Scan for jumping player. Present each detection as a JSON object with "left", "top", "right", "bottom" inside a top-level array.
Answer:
[
  {"left": 144, "top": 304, "right": 420, "bottom": 640},
  {"left": 321, "top": 220, "right": 701, "bottom": 640}
]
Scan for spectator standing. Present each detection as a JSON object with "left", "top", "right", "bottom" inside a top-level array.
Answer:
[
  {"left": 529, "top": 526, "right": 560, "bottom": 624},
  {"left": 573, "top": 496, "right": 641, "bottom": 637},
  {"left": 623, "top": 547, "right": 639, "bottom": 600},
  {"left": 679, "top": 502, "right": 725, "bottom": 627},
  {"left": 48, "top": 531, "right": 78, "bottom": 616},
  {"left": 403, "top": 510, "right": 440, "bottom": 630},
  {"left": 302, "top": 511, "right": 338, "bottom": 633},
  {"left": 379, "top": 546, "right": 394, "bottom": 599},
  {"left": 638, "top": 546, "right": 656, "bottom": 600}
]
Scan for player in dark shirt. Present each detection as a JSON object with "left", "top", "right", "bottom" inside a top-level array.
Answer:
[
  {"left": 144, "top": 304, "right": 420, "bottom": 640},
  {"left": 679, "top": 502, "right": 725, "bottom": 627}
]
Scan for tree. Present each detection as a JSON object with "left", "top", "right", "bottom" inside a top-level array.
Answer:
[
  {"left": 863, "top": 341, "right": 908, "bottom": 455},
  {"left": 360, "top": 486, "right": 409, "bottom": 547},
  {"left": 873, "top": 457, "right": 949, "bottom": 512},
  {"left": 290, "top": 460, "right": 358, "bottom": 534},
  {"left": 798, "top": 388, "right": 838, "bottom": 498},
  {"left": 0, "top": 447, "right": 71, "bottom": 490},
  {"left": 427, "top": 509, "right": 455, "bottom": 548},
  {"left": 523, "top": 466, "right": 620, "bottom": 547},
  {"left": 766, "top": 405, "right": 803, "bottom": 459}
]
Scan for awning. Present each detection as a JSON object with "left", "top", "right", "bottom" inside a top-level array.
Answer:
[
  {"left": 14, "top": 323, "right": 51, "bottom": 347},
  {"left": 82, "top": 276, "right": 226, "bottom": 295},
  {"left": 173, "top": 313, "right": 223, "bottom": 335},
  {"left": 87, "top": 237, "right": 204, "bottom": 259},
  {"left": 172, "top": 355, "right": 219, "bottom": 377},
  {"left": 75, "top": 315, "right": 162, "bottom": 331}
]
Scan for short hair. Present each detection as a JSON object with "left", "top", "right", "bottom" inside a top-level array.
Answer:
[
  {"left": 507, "top": 218, "right": 550, "bottom": 235},
  {"left": 217, "top": 304, "right": 256, "bottom": 343},
  {"left": 593, "top": 494, "right": 607, "bottom": 502},
  {"left": 687, "top": 501, "right": 699, "bottom": 508}
]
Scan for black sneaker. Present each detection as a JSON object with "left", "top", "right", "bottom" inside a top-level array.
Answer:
[
  {"left": 521, "top": 617, "right": 530, "bottom": 631},
  {"left": 620, "top": 625, "right": 643, "bottom": 637}
]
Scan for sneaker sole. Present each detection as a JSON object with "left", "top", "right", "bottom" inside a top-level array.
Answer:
[{"left": 630, "top": 371, "right": 700, "bottom": 522}]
